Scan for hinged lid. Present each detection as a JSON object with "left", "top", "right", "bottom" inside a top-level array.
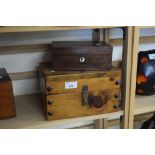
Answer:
[{"left": 51, "top": 41, "right": 113, "bottom": 55}]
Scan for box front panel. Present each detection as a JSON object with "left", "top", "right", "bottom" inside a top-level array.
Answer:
[
  {"left": 51, "top": 54, "right": 112, "bottom": 71},
  {"left": 0, "top": 93, "right": 16, "bottom": 119},
  {"left": 46, "top": 89, "right": 120, "bottom": 121},
  {"left": 0, "top": 82, "right": 13, "bottom": 93}
]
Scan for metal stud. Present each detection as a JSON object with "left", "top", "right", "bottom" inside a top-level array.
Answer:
[
  {"left": 47, "top": 86, "right": 53, "bottom": 92},
  {"left": 47, "top": 100, "right": 54, "bottom": 105},
  {"left": 48, "top": 111, "right": 54, "bottom": 116},
  {"left": 113, "top": 105, "right": 118, "bottom": 109},
  {"left": 115, "top": 80, "right": 121, "bottom": 85},
  {"left": 114, "top": 94, "right": 119, "bottom": 98}
]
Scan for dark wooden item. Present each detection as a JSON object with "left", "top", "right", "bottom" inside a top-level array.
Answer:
[
  {"left": 0, "top": 68, "right": 16, "bottom": 120},
  {"left": 51, "top": 41, "right": 113, "bottom": 71},
  {"left": 39, "top": 62, "right": 121, "bottom": 121}
]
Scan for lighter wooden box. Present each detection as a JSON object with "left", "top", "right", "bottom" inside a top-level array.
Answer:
[{"left": 39, "top": 62, "right": 121, "bottom": 121}]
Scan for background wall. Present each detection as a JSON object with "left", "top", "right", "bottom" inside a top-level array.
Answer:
[{"left": 1, "top": 28, "right": 155, "bottom": 128}]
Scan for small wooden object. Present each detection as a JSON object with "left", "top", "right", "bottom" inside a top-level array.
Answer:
[
  {"left": 39, "top": 62, "right": 121, "bottom": 121},
  {"left": 0, "top": 68, "right": 16, "bottom": 119},
  {"left": 51, "top": 41, "right": 113, "bottom": 71}
]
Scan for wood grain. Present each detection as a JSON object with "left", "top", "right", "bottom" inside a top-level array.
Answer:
[
  {"left": 51, "top": 53, "right": 112, "bottom": 71},
  {"left": 92, "top": 28, "right": 111, "bottom": 128},
  {"left": 9, "top": 71, "right": 38, "bottom": 80},
  {"left": 0, "top": 44, "right": 50, "bottom": 55},
  {"left": 46, "top": 89, "right": 120, "bottom": 121},
  {"left": 39, "top": 61, "right": 121, "bottom": 121},
  {"left": 135, "top": 95, "right": 155, "bottom": 115},
  {"left": 0, "top": 36, "right": 155, "bottom": 55},
  {"left": 140, "top": 26, "right": 155, "bottom": 29},
  {"left": 120, "top": 27, "right": 133, "bottom": 128},
  {"left": 51, "top": 41, "right": 112, "bottom": 71},
  {"left": 0, "top": 26, "right": 121, "bottom": 33},
  {"left": 94, "top": 118, "right": 108, "bottom": 129},
  {"left": 0, "top": 94, "right": 123, "bottom": 129},
  {"left": 128, "top": 27, "right": 140, "bottom": 128},
  {"left": 46, "top": 70, "right": 120, "bottom": 95},
  {"left": 0, "top": 93, "right": 153, "bottom": 128},
  {"left": 0, "top": 69, "right": 16, "bottom": 120},
  {"left": 5, "top": 61, "right": 121, "bottom": 81},
  {"left": 0, "top": 93, "right": 16, "bottom": 120},
  {"left": 39, "top": 62, "right": 121, "bottom": 95}
]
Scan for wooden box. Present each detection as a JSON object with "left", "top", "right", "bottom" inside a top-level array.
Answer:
[
  {"left": 0, "top": 68, "right": 16, "bottom": 120},
  {"left": 51, "top": 41, "right": 113, "bottom": 71},
  {"left": 39, "top": 62, "right": 121, "bottom": 121}
]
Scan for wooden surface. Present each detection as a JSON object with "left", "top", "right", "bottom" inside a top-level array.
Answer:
[
  {"left": 0, "top": 69, "right": 16, "bottom": 119},
  {"left": 1, "top": 36, "right": 155, "bottom": 55},
  {"left": 0, "top": 93, "right": 16, "bottom": 119},
  {"left": 46, "top": 71, "right": 120, "bottom": 95},
  {"left": 40, "top": 62, "right": 119, "bottom": 76},
  {"left": 74, "top": 113, "right": 154, "bottom": 129},
  {"left": 0, "top": 93, "right": 151, "bottom": 129},
  {"left": 39, "top": 62, "right": 120, "bottom": 121},
  {"left": 140, "top": 26, "right": 155, "bottom": 29},
  {"left": 9, "top": 71, "right": 38, "bottom": 80},
  {"left": 51, "top": 54, "right": 112, "bottom": 71},
  {"left": 128, "top": 27, "right": 140, "bottom": 128},
  {"left": 135, "top": 95, "right": 155, "bottom": 115},
  {"left": 128, "top": 26, "right": 155, "bottom": 128},
  {"left": 92, "top": 28, "right": 111, "bottom": 128},
  {"left": 51, "top": 41, "right": 112, "bottom": 71},
  {"left": 0, "top": 27, "right": 136, "bottom": 128},
  {"left": 0, "top": 94, "right": 123, "bottom": 129},
  {"left": 0, "top": 44, "right": 50, "bottom": 55},
  {"left": 40, "top": 62, "right": 121, "bottom": 95},
  {"left": 46, "top": 89, "right": 120, "bottom": 120},
  {"left": 8, "top": 60, "right": 121, "bottom": 81},
  {"left": 0, "top": 26, "right": 120, "bottom": 33},
  {"left": 120, "top": 27, "right": 133, "bottom": 128}
]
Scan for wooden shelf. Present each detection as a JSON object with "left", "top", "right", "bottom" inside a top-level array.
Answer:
[
  {"left": 140, "top": 26, "right": 155, "bottom": 29},
  {"left": 0, "top": 26, "right": 121, "bottom": 33},
  {"left": 0, "top": 94, "right": 123, "bottom": 129},
  {"left": 135, "top": 95, "right": 155, "bottom": 115},
  {"left": 0, "top": 26, "right": 132, "bottom": 128},
  {"left": 128, "top": 27, "right": 155, "bottom": 128}
]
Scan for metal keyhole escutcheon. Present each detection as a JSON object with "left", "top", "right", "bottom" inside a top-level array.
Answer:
[{"left": 80, "top": 57, "right": 85, "bottom": 63}]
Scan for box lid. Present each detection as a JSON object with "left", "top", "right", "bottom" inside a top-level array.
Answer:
[
  {"left": 51, "top": 41, "right": 113, "bottom": 55},
  {"left": 52, "top": 41, "right": 111, "bottom": 47}
]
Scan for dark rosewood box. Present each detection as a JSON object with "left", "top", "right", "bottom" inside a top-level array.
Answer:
[
  {"left": 51, "top": 41, "right": 113, "bottom": 71},
  {"left": 0, "top": 68, "right": 16, "bottom": 120}
]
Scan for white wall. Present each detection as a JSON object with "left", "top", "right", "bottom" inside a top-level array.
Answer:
[{"left": 0, "top": 28, "right": 155, "bottom": 96}]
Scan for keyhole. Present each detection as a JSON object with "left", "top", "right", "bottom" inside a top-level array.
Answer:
[{"left": 80, "top": 57, "right": 85, "bottom": 63}]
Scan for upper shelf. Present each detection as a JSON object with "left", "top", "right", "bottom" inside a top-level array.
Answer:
[
  {"left": 0, "top": 26, "right": 121, "bottom": 33},
  {"left": 140, "top": 26, "right": 155, "bottom": 29},
  {"left": 1, "top": 26, "right": 155, "bottom": 33}
]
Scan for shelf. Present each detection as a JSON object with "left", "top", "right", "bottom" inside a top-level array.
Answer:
[
  {"left": 0, "top": 94, "right": 123, "bottom": 129},
  {"left": 135, "top": 95, "right": 155, "bottom": 115},
  {"left": 140, "top": 26, "right": 155, "bottom": 29},
  {"left": 0, "top": 26, "right": 121, "bottom": 33}
]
